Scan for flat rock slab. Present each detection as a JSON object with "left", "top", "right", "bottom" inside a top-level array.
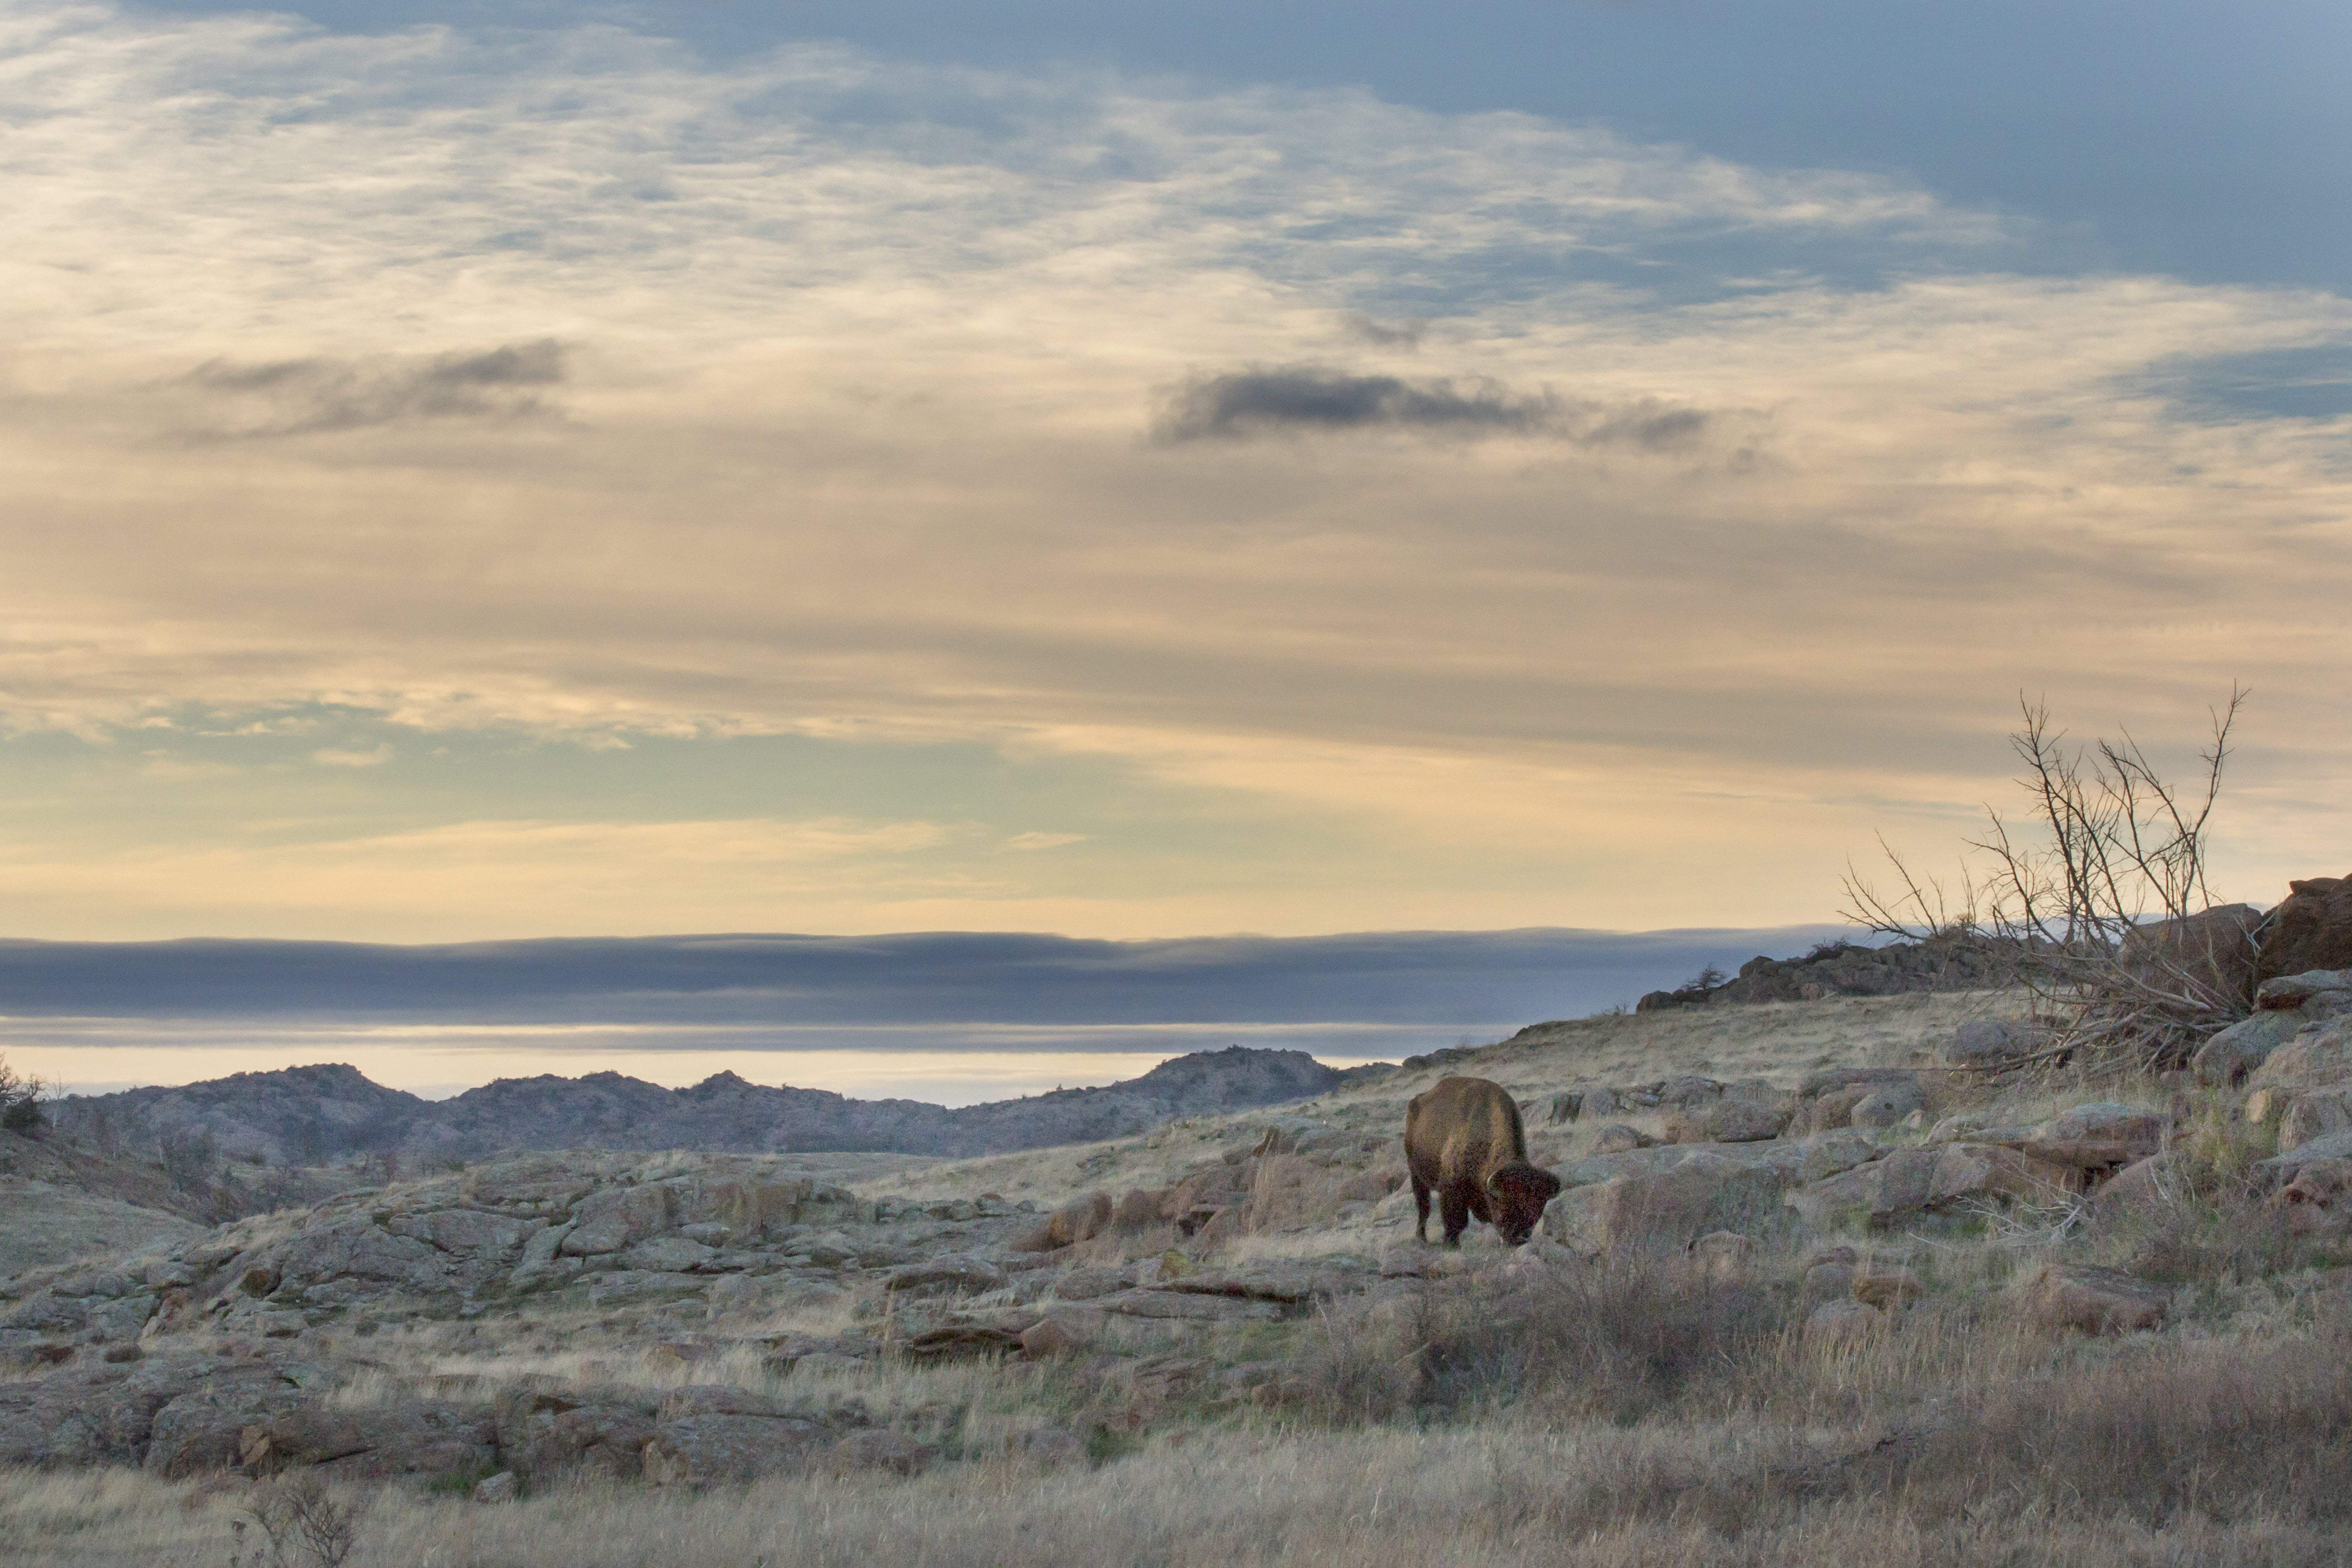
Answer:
[{"left": 1095, "top": 1289, "right": 1283, "bottom": 1323}]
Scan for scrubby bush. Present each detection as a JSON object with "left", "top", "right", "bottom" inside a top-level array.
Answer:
[{"left": 0, "top": 1052, "right": 48, "bottom": 1131}]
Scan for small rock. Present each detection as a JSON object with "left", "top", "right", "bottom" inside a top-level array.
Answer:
[
  {"left": 1849, "top": 1083, "right": 1925, "bottom": 1129},
  {"left": 883, "top": 1256, "right": 1005, "bottom": 1297},
  {"left": 1707, "top": 1098, "right": 1790, "bottom": 1143},
  {"left": 1804, "top": 1261, "right": 1856, "bottom": 1300},
  {"left": 1019, "top": 1318, "right": 1088, "bottom": 1359},
  {"left": 1592, "top": 1124, "right": 1653, "bottom": 1154},
  {"left": 473, "top": 1470, "right": 518, "bottom": 1503},
  {"left": 1851, "top": 1264, "right": 1926, "bottom": 1308},
  {"left": 1945, "top": 1020, "right": 2049, "bottom": 1069},
  {"left": 827, "top": 1429, "right": 935, "bottom": 1477},
  {"left": 1803, "top": 1298, "right": 1885, "bottom": 1350}
]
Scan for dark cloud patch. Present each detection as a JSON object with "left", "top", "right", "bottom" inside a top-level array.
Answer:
[
  {"left": 1154, "top": 363, "right": 1713, "bottom": 450},
  {"left": 1156, "top": 366, "right": 1553, "bottom": 441},
  {"left": 183, "top": 340, "right": 567, "bottom": 437},
  {"left": 1341, "top": 314, "right": 1430, "bottom": 349}
]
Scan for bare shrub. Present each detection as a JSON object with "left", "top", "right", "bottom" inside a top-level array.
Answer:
[
  {"left": 242, "top": 1473, "right": 369, "bottom": 1568},
  {"left": 1846, "top": 687, "right": 2254, "bottom": 1071}
]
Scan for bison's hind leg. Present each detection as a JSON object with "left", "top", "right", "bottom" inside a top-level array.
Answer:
[
  {"left": 1439, "top": 1187, "right": 1471, "bottom": 1248},
  {"left": 1411, "top": 1172, "right": 1433, "bottom": 1243}
]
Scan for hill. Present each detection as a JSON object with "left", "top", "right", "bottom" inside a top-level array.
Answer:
[{"left": 49, "top": 1045, "right": 1372, "bottom": 1165}]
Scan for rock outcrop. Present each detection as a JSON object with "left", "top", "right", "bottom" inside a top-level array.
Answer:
[{"left": 2257, "top": 876, "right": 2352, "bottom": 984}]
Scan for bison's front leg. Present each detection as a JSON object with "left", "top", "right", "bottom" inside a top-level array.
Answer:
[
  {"left": 1439, "top": 1186, "right": 1472, "bottom": 1248},
  {"left": 1411, "top": 1172, "right": 1433, "bottom": 1243}
]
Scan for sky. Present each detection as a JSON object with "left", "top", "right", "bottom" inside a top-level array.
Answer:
[{"left": 2, "top": 1, "right": 2349, "bottom": 1093}]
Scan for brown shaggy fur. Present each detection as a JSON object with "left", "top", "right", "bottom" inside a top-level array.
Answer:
[{"left": 1404, "top": 1076, "right": 1563, "bottom": 1247}]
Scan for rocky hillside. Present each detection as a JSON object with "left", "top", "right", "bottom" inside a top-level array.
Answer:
[
  {"left": 15, "top": 983, "right": 2352, "bottom": 1568},
  {"left": 1636, "top": 933, "right": 2015, "bottom": 1011},
  {"left": 50, "top": 1046, "right": 1372, "bottom": 1165}
]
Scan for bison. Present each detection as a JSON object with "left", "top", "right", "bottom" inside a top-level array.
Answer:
[{"left": 1404, "top": 1075, "right": 1563, "bottom": 1247}]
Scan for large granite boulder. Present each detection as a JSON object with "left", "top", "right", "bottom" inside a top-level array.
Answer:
[
  {"left": 494, "top": 1386, "right": 659, "bottom": 1482},
  {"left": 2259, "top": 876, "right": 2352, "bottom": 984},
  {"left": 2014, "top": 1263, "right": 2170, "bottom": 1335},
  {"left": 2115, "top": 904, "right": 2265, "bottom": 1012}
]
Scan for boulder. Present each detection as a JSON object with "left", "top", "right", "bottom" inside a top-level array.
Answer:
[
  {"left": 2255, "top": 968, "right": 2352, "bottom": 1014},
  {"left": 623, "top": 1236, "right": 720, "bottom": 1274},
  {"left": 1017, "top": 1192, "right": 1113, "bottom": 1252},
  {"left": 825, "top": 1429, "right": 936, "bottom": 1477},
  {"left": 1706, "top": 1097, "right": 1791, "bottom": 1143},
  {"left": 145, "top": 1380, "right": 310, "bottom": 1478},
  {"left": 1049, "top": 1266, "right": 1129, "bottom": 1301},
  {"left": 2192, "top": 1012, "right": 2304, "bottom": 1087},
  {"left": 1803, "top": 1260, "right": 1856, "bottom": 1300},
  {"left": 2272, "top": 1158, "right": 2352, "bottom": 1234},
  {"left": 386, "top": 1209, "right": 533, "bottom": 1257},
  {"left": 644, "top": 1411, "right": 824, "bottom": 1485},
  {"left": 494, "top": 1388, "right": 658, "bottom": 1482},
  {"left": 2280, "top": 1090, "right": 2352, "bottom": 1153},
  {"left": 1944, "top": 1020, "right": 2050, "bottom": 1069},
  {"left": 1591, "top": 1124, "right": 1654, "bottom": 1154},
  {"left": 2258, "top": 878, "right": 2352, "bottom": 984},
  {"left": 2014, "top": 1263, "right": 2170, "bottom": 1335},
  {"left": 899, "top": 1324, "right": 1024, "bottom": 1363},
  {"left": 1848, "top": 1084, "right": 1924, "bottom": 1130},
  {"left": 1112, "top": 1189, "right": 1166, "bottom": 1231},
  {"left": 240, "top": 1400, "right": 497, "bottom": 1480},
  {"left": 1546, "top": 1153, "right": 1782, "bottom": 1249},
  {"left": 1850, "top": 1264, "right": 1926, "bottom": 1308},
  {"left": 3, "top": 1295, "right": 90, "bottom": 1332},
  {"left": 883, "top": 1257, "right": 1005, "bottom": 1297},
  {"left": 1927, "top": 1143, "right": 2082, "bottom": 1208},
  {"left": 2248, "top": 1020, "right": 2352, "bottom": 1093},
  {"left": 473, "top": 1470, "right": 518, "bottom": 1503},
  {"left": 268, "top": 1218, "right": 447, "bottom": 1292},
  {"left": 1785, "top": 1148, "right": 1941, "bottom": 1231},
  {"left": 2116, "top": 903, "right": 2265, "bottom": 1011},
  {"left": 2257, "top": 1127, "right": 2352, "bottom": 1186},
  {"left": 2091, "top": 1151, "right": 2181, "bottom": 1212},
  {"left": 560, "top": 1185, "right": 677, "bottom": 1257},
  {"left": 1802, "top": 1298, "right": 1885, "bottom": 1350},
  {"left": 1019, "top": 1317, "right": 1088, "bottom": 1358}
]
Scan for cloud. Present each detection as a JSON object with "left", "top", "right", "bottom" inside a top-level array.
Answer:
[
  {"left": 1341, "top": 315, "right": 1429, "bottom": 349},
  {"left": 178, "top": 341, "right": 566, "bottom": 438},
  {"left": 0, "top": 4, "right": 2346, "bottom": 939},
  {"left": 311, "top": 745, "right": 393, "bottom": 768},
  {"left": 1153, "top": 364, "right": 1715, "bottom": 450},
  {"left": 1001, "top": 831, "right": 1086, "bottom": 851},
  {"left": 1154, "top": 366, "right": 1553, "bottom": 441}
]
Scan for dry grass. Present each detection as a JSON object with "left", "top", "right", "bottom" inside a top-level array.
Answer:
[{"left": 13, "top": 1393, "right": 2352, "bottom": 1568}]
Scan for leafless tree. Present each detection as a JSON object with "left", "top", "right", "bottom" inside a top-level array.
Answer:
[{"left": 1842, "top": 686, "right": 2252, "bottom": 1070}]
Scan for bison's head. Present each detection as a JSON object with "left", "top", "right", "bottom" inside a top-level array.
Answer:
[{"left": 1486, "top": 1161, "right": 1564, "bottom": 1246}]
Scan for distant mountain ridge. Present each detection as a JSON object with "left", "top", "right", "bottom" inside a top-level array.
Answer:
[{"left": 51, "top": 1047, "right": 1384, "bottom": 1164}]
